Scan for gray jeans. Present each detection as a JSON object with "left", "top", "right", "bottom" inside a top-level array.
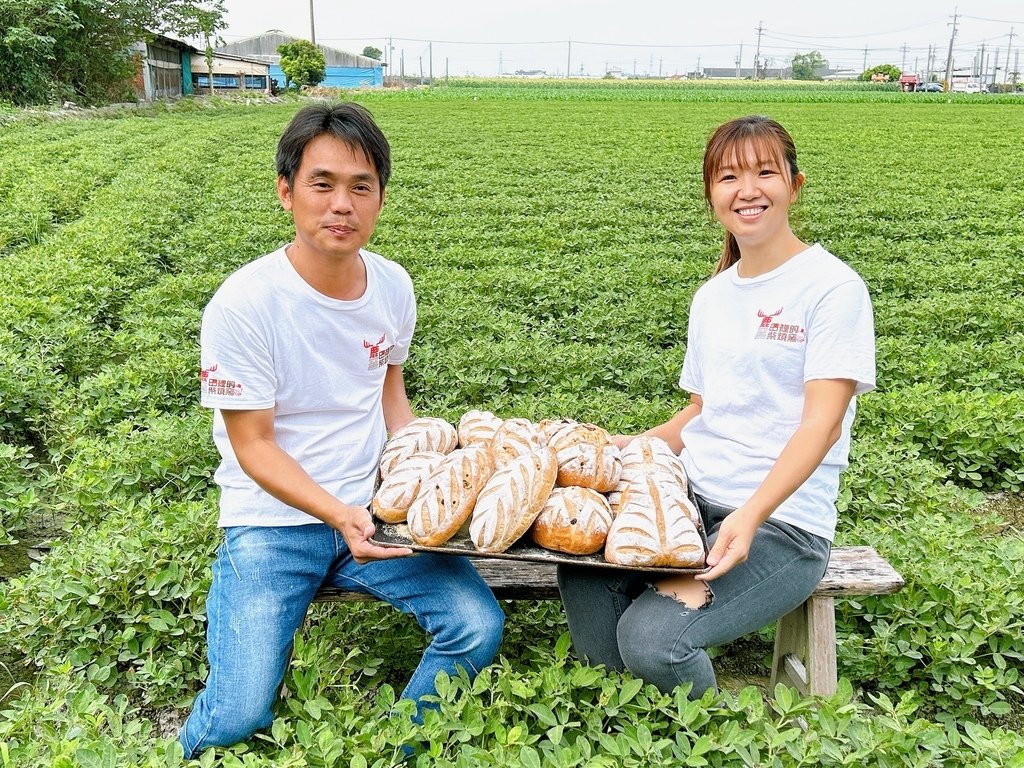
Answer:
[{"left": 556, "top": 494, "right": 830, "bottom": 697}]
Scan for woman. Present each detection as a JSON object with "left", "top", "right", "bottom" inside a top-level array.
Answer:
[{"left": 557, "top": 115, "right": 876, "bottom": 697}]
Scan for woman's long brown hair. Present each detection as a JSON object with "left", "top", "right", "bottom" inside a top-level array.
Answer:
[{"left": 703, "top": 116, "right": 801, "bottom": 275}]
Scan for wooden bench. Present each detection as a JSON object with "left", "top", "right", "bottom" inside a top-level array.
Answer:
[{"left": 311, "top": 545, "right": 904, "bottom": 697}]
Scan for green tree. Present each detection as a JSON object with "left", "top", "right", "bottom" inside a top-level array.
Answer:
[
  {"left": 168, "top": 1, "right": 227, "bottom": 96},
  {"left": 860, "top": 64, "right": 901, "bottom": 82},
  {"left": 790, "top": 50, "right": 828, "bottom": 80},
  {"left": 361, "top": 45, "right": 382, "bottom": 60},
  {"left": 0, "top": 0, "right": 226, "bottom": 105},
  {"left": 277, "top": 39, "right": 326, "bottom": 89}
]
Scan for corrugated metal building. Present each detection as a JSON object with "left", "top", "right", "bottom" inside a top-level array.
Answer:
[
  {"left": 133, "top": 35, "right": 196, "bottom": 100},
  {"left": 217, "top": 31, "right": 383, "bottom": 89},
  {"left": 190, "top": 52, "right": 271, "bottom": 93}
]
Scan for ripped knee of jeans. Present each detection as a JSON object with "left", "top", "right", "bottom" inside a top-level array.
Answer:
[{"left": 653, "top": 580, "right": 713, "bottom": 610}]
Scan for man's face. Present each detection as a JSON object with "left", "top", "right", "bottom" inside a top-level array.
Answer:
[{"left": 276, "top": 133, "right": 385, "bottom": 264}]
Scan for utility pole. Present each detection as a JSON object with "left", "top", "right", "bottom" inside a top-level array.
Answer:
[
  {"left": 944, "top": 8, "right": 960, "bottom": 91},
  {"left": 979, "top": 42, "right": 986, "bottom": 80},
  {"left": 308, "top": 0, "right": 316, "bottom": 44},
  {"left": 429, "top": 41, "right": 433, "bottom": 82},
  {"left": 498, "top": 50, "right": 503, "bottom": 75},
  {"left": 736, "top": 42, "right": 743, "bottom": 78},
  {"left": 567, "top": 39, "right": 572, "bottom": 79},
  {"left": 991, "top": 47, "right": 999, "bottom": 86},
  {"left": 900, "top": 43, "right": 909, "bottom": 72},
  {"left": 753, "top": 22, "right": 764, "bottom": 79},
  {"left": 1005, "top": 27, "right": 1016, "bottom": 84},
  {"left": 862, "top": 46, "right": 869, "bottom": 73}
]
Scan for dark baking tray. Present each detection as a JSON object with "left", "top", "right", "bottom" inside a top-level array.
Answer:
[{"left": 371, "top": 520, "right": 710, "bottom": 575}]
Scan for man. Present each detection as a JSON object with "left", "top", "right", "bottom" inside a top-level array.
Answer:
[{"left": 180, "top": 102, "right": 504, "bottom": 758}]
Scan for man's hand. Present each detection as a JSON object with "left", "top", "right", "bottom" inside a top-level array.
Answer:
[{"left": 335, "top": 504, "right": 412, "bottom": 564}]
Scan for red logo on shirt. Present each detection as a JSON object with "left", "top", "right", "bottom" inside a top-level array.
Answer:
[
  {"left": 200, "top": 364, "right": 244, "bottom": 397},
  {"left": 364, "top": 334, "right": 394, "bottom": 370},
  {"left": 754, "top": 308, "right": 805, "bottom": 343}
]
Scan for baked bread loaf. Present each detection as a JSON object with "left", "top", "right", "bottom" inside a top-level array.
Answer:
[
  {"left": 608, "top": 478, "right": 699, "bottom": 526},
  {"left": 547, "top": 422, "right": 622, "bottom": 492},
  {"left": 618, "top": 436, "right": 688, "bottom": 491},
  {"left": 470, "top": 447, "right": 557, "bottom": 553},
  {"left": 490, "top": 417, "right": 546, "bottom": 466},
  {"left": 530, "top": 486, "right": 613, "bottom": 555},
  {"left": 538, "top": 417, "right": 577, "bottom": 443},
  {"left": 407, "top": 445, "right": 495, "bottom": 546},
  {"left": 457, "top": 409, "right": 503, "bottom": 448},
  {"left": 372, "top": 451, "right": 447, "bottom": 523},
  {"left": 605, "top": 476, "right": 705, "bottom": 568},
  {"left": 379, "top": 417, "right": 458, "bottom": 479}
]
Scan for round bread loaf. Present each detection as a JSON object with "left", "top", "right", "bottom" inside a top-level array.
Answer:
[
  {"left": 379, "top": 417, "right": 458, "bottom": 479},
  {"left": 530, "top": 486, "right": 613, "bottom": 555},
  {"left": 604, "top": 476, "right": 705, "bottom": 568},
  {"left": 407, "top": 445, "right": 495, "bottom": 547},
  {"left": 490, "top": 417, "right": 546, "bottom": 466},
  {"left": 457, "top": 409, "right": 503, "bottom": 448},
  {"left": 538, "top": 417, "right": 577, "bottom": 443},
  {"left": 372, "top": 451, "right": 447, "bottom": 523},
  {"left": 548, "top": 422, "right": 622, "bottom": 492},
  {"left": 470, "top": 446, "right": 557, "bottom": 553}
]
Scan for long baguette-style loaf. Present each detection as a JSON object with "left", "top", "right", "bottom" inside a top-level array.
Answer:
[
  {"left": 457, "top": 409, "right": 503, "bottom": 448},
  {"left": 470, "top": 447, "right": 557, "bottom": 553},
  {"left": 407, "top": 445, "right": 495, "bottom": 547},
  {"left": 379, "top": 417, "right": 458, "bottom": 479},
  {"left": 372, "top": 451, "right": 447, "bottom": 523},
  {"left": 490, "top": 418, "right": 546, "bottom": 466}
]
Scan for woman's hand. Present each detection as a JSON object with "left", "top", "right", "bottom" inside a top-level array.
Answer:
[{"left": 695, "top": 505, "right": 760, "bottom": 582}]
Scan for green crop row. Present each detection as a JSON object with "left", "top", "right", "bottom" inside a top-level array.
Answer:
[{"left": 1, "top": 89, "right": 1022, "bottom": 765}]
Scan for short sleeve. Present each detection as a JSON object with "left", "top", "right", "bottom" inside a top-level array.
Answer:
[
  {"left": 678, "top": 294, "right": 704, "bottom": 395},
  {"left": 199, "top": 297, "right": 277, "bottom": 409},
  {"left": 804, "top": 279, "right": 876, "bottom": 395},
  {"left": 388, "top": 277, "right": 416, "bottom": 366}
]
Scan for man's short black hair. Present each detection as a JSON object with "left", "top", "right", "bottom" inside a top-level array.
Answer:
[{"left": 275, "top": 102, "right": 390, "bottom": 193}]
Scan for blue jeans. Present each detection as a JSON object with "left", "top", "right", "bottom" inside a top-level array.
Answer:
[
  {"left": 556, "top": 494, "right": 830, "bottom": 697},
  {"left": 179, "top": 524, "right": 504, "bottom": 758}
]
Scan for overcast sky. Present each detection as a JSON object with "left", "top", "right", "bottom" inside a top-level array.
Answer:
[{"left": 217, "top": 2, "right": 1024, "bottom": 78}]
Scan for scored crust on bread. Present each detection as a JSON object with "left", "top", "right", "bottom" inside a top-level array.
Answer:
[
  {"left": 538, "top": 417, "right": 577, "bottom": 444},
  {"left": 604, "top": 475, "right": 705, "bottom": 568},
  {"left": 548, "top": 422, "right": 622, "bottom": 492},
  {"left": 371, "top": 451, "right": 447, "bottom": 523},
  {"left": 457, "top": 409, "right": 503, "bottom": 448},
  {"left": 470, "top": 447, "right": 558, "bottom": 553},
  {"left": 407, "top": 445, "right": 495, "bottom": 547},
  {"left": 490, "top": 417, "right": 546, "bottom": 466},
  {"left": 379, "top": 417, "right": 458, "bottom": 479},
  {"left": 530, "top": 486, "right": 613, "bottom": 555},
  {"left": 607, "top": 476, "right": 696, "bottom": 526},
  {"left": 618, "top": 436, "right": 689, "bottom": 491}
]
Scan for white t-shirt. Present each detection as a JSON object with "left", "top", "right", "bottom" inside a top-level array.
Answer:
[
  {"left": 200, "top": 247, "right": 416, "bottom": 527},
  {"left": 678, "top": 243, "right": 875, "bottom": 541}
]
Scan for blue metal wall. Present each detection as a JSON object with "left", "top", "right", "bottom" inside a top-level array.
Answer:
[{"left": 269, "top": 65, "right": 383, "bottom": 89}]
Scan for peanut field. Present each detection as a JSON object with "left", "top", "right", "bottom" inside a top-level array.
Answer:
[{"left": 1, "top": 82, "right": 1023, "bottom": 766}]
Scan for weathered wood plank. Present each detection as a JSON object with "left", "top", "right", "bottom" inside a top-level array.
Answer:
[{"left": 311, "top": 546, "right": 903, "bottom": 604}]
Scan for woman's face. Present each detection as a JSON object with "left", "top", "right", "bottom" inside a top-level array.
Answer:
[{"left": 708, "top": 141, "right": 804, "bottom": 251}]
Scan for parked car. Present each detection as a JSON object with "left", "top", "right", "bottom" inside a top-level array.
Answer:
[{"left": 919, "top": 82, "right": 943, "bottom": 92}]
